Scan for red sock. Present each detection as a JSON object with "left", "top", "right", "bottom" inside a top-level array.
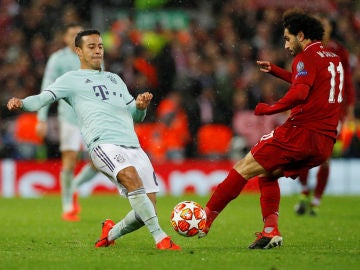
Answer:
[
  {"left": 258, "top": 176, "right": 280, "bottom": 229},
  {"left": 314, "top": 164, "right": 329, "bottom": 200},
  {"left": 206, "top": 168, "right": 247, "bottom": 213},
  {"left": 298, "top": 170, "right": 310, "bottom": 196}
]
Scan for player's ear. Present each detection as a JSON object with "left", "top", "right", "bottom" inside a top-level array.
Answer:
[
  {"left": 296, "top": 31, "right": 305, "bottom": 41},
  {"left": 74, "top": 46, "right": 82, "bottom": 57}
]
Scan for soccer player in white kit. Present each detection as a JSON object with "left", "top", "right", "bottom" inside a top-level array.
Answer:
[
  {"left": 7, "top": 29, "right": 180, "bottom": 250},
  {"left": 36, "top": 23, "right": 98, "bottom": 222}
]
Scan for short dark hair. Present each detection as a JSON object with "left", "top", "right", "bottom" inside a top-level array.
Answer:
[
  {"left": 75, "top": 29, "right": 101, "bottom": 48},
  {"left": 283, "top": 9, "right": 324, "bottom": 41}
]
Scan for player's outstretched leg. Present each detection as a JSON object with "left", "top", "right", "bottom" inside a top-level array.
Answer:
[
  {"left": 128, "top": 188, "right": 181, "bottom": 250},
  {"left": 248, "top": 228, "right": 283, "bottom": 249},
  {"left": 198, "top": 207, "right": 219, "bottom": 238},
  {"left": 198, "top": 169, "right": 247, "bottom": 238},
  {"left": 249, "top": 177, "right": 282, "bottom": 249},
  {"left": 156, "top": 236, "right": 181, "bottom": 250},
  {"left": 95, "top": 219, "right": 116, "bottom": 247}
]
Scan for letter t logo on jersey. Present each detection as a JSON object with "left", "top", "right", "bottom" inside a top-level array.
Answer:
[{"left": 93, "top": 85, "right": 109, "bottom": 100}]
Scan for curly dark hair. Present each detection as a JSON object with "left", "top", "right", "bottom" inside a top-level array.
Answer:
[{"left": 282, "top": 9, "right": 324, "bottom": 41}]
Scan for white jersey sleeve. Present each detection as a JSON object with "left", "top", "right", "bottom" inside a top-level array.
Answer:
[{"left": 22, "top": 91, "right": 56, "bottom": 112}]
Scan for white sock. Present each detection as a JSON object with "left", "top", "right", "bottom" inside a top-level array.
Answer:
[
  {"left": 311, "top": 197, "right": 320, "bottom": 206},
  {"left": 60, "top": 170, "right": 73, "bottom": 213},
  {"left": 127, "top": 188, "right": 167, "bottom": 243},
  {"left": 71, "top": 164, "right": 97, "bottom": 192},
  {"left": 108, "top": 210, "right": 144, "bottom": 241}
]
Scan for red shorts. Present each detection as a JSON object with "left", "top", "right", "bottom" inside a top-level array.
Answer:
[{"left": 251, "top": 125, "right": 335, "bottom": 179}]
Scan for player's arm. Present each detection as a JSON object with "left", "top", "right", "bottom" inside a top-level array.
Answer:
[
  {"left": 126, "top": 98, "right": 147, "bottom": 122},
  {"left": 257, "top": 60, "right": 292, "bottom": 83},
  {"left": 136, "top": 92, "right": 153, "bottom": 110},
  {"left": 120, "top": 73, "right": 152, "bottom": 122},
  {"left": 254, "top": 83, "right": 310, "bottom": 115},
  {"left": 128, "top": 92, "right": 153, "bottom": 122},
  {"left": 7, "top": 91, "right": 56, "bottom": 112}
]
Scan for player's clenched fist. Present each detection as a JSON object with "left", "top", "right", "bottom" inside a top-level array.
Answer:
[
  {"left": 136, "top": 92, "right": 153, "bottom": 110},
  {"left": 256, "top": 60, "right": 272, "bottom": 73},
  {"left": 7, "top": 97, "right": 23, "bottom": 111}
]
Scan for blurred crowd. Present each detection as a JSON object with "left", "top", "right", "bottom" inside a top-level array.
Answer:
[{"left": 1, "top": 0, "right": 360, "bottom": 162}]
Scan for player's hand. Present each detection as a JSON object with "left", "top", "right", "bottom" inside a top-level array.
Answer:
[
  {"left": 36, "top": 120, "right": 47, "bottom": 138},
  {"left": 256, "top": 60, "right": 271, "bottom": 73},
  {"left": 254, "top": 103, "right": 271, "bottom": 115},
  {"left": 7, "top": 97, "right": 23, "bottom": 111},
  {"left": 136, "top": 92, "right": 153, "bottom": 110}
]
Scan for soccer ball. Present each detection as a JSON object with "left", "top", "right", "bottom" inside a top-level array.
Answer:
[{"left": 170, "top": 201, "right": 207, "bottom": 237}]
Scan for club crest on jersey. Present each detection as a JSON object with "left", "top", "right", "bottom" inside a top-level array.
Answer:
[
  {"left": 107, "top": 75, "right": 117, "bottom": 84},
  {"left": 114, "top": 154, "right": 125, "bottom": 163},
  {"left": 295, "top": 61, "right": 308, "bottom": 78}
]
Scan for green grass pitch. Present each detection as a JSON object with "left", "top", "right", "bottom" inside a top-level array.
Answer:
[{"left": 1, "top": 194, "right": 359, "bottom": 270}]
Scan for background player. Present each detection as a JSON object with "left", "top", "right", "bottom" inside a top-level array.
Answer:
[
  {"left": 36, "top": 23, "right": 98, "bottom": 222},
  {"left": 199, "top": 10, "right": 343, "bottom": 249},
  {"left": 7, "top": 29, "right": 180, "bottom": 250}
]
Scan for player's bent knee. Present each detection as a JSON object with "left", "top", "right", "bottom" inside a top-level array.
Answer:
[
  {"left": 116, "top": 167, "right": 143, "bottom": 191},
  {"left": 234, "top": 158, "right": 267, "bottom": 180}
]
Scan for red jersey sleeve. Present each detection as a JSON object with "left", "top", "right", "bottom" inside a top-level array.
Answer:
[
  {"left": 291, "top": 54, "right": 317, "bottom": 87},
  {"left": 270, "top": 63, "right": 292, "bottom": 83},
  {"left": 254, "top": 83, "right": 310, "bottom": 115}
]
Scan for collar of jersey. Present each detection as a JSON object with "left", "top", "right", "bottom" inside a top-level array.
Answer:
[{"left": 79, "top": 69, "right": 103, "bottom": 73}]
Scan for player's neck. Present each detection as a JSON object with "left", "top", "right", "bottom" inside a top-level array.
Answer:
[
  {"left": 301, "top": 39, "right": 313, "bottom": 50},
  {"left": 80, "top": 66, "right": 101, "bottom": 71}
]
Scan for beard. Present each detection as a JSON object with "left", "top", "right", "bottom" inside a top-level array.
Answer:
[{"left": 291, "top": 40, "right": 303, "bottom": 56}]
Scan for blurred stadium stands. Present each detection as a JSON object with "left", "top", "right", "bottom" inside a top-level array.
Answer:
[{"left": 1, "top": 0, "right": 360, "bottom": 161}]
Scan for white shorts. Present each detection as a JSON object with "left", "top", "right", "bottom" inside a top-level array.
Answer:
[
  {"left": 59, "top": 121, "right": 85, "bottom": 152},
  {"left": 90, "top": 144, "right": 159, "bottom": 197}
]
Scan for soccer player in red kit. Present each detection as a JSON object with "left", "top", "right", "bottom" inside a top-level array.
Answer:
[
  {"left": 198, "top": 10, "right": 344, "bottom": 249},
  {"left": 294, "top": 15, "right": 356, "bottom": 216}
]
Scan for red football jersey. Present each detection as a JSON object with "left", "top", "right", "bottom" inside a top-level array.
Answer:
[{"left": 284, "top": 41, "right": 343, "bottom": 140}]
